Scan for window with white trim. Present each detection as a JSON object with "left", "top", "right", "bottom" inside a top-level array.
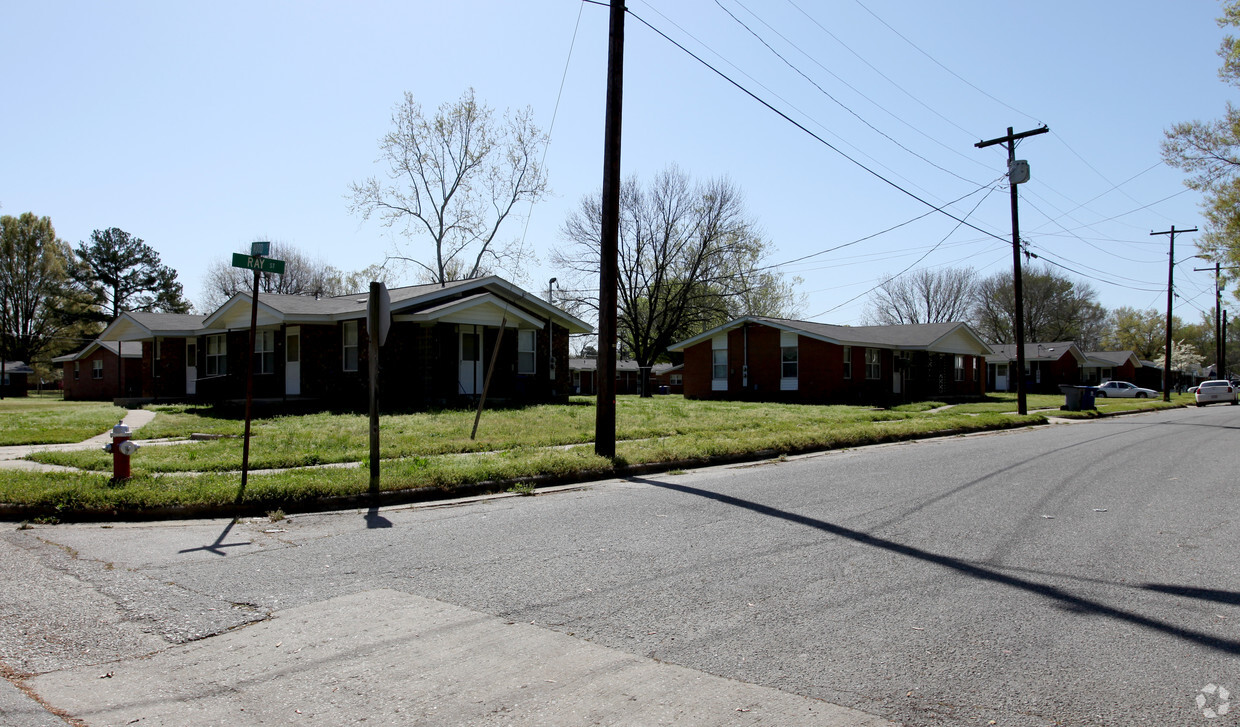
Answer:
[
  {"left": 206, "top": 334, "right": 227, "bottom": 376},
  {"left": 255, "top": 330, "right": 275, "bottom": 375},
  {"left": 780, "top": 330, "right": 798, "bottom": 390},
  {"left": 73, "top": 361, "right": 80, "bottom": 380},
  {"left": 517, "top": 329, "right": 536, "bottom": 374},
  {"left": 92, "top": 360, "right": 103, "bottom": 379},
  {"left": 342, "top": 321, "right": 359, "bottom": 372},
  {"left": 670, "top": 373, "right": 682, "bottom": 386},
  {"left": 955, "top": 355, "right": 965, "bottom": 381},
  {"left": 711, "top": 335, "right": 728, "bottom": 391},
  {"left": 842, "top": 346, "right": 851, "bottom": 379},
  {"left": 865, "top": 348, "right": 881, "bottom": 379}
]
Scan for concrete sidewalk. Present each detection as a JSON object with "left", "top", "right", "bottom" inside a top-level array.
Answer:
[
  {"left": 0, "top": 410, "right": 159, "bottom": 472},
  {"left": 29, "top": 589, "right": 896, "bottom": 726}
]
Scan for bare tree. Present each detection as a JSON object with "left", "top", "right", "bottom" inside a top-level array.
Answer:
[
  {"left": 198, "top": 242, "right": 395, "bottom": 310},
  {"left": 553, "top": 166, "right": 800, "bottom": 381},
  {"left": 971, "top": 264, "right": 1107, "bottom": 347},
  {"left": 349, "top": 88, "right": 549, "bottom": 286},
  {"left": 862, "top": 268, "right": 976, "bottom": 325}
]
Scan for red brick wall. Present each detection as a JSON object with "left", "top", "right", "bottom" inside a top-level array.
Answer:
[
  {"left": 64, "top": 349, "right": 139, "bottom": 400},
  {"left": 682, "top": 323, "right": 986, "bottom": 403}
]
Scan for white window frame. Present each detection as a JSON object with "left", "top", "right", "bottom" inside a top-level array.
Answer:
[
  {"left": 670, "top": 373, "right": 682, "bottom": 386},
  {"left": 255, "top": 329, "right": 275, "bottom": 375},
  {"left": 955, "top": 355, "right": 965, "bottom": 382},
  {"left": 206, "top": 334, "right": 227, "bottom": 376},
  {"left": 842, "top": 346, "right": 852, "bottom": 379},
  {"left": 780, "top": 330, "right": 798, "bottom": 390},
  {"left": 711, "top": 335, "right": 728, "bottom": 391},
  {"left": 517, "top": 329, "right": 536, "bottom": 374},
  {"left": 74, "top": 361, "right": 80, "bottom": 380},
  {"left": 92, "top": 359, "right": 103, "bottom": 379},
  {"left": 865, "top": 348, "right": 881, "bottom": 380},
  {"left": 342, "top": 321, "right": 359, "bottom": 372}
]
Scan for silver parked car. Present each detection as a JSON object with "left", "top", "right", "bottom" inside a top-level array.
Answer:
[
  {"left": 1194, "top": 379, "right": 1238, "bottom": 407},
  {"left": 1094, "top": 380, "right": 1158, "bottom": 398}
]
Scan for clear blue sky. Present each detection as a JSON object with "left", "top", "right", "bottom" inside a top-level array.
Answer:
[{"left": 1, "top": 1, "right": 1232, "bottom": 329}]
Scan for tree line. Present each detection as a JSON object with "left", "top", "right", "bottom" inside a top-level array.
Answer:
[
  {"left": 861, "top": 265, "right": 1228, "bottom": 370},
  {"left": 0, "top": 215, "right": 190, "bottom": 376}
]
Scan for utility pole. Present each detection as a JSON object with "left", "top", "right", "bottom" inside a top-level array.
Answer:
[
  {"left": 595, "top": 0, "right": 624, "bottom": 459},
  {"left": 1191, "top": 262, "right": 1223, "bottom": 378},
  {"left": 1151, "top": 226, "right": 1195, "bottom": 401},
  {"left": 976, "top": 125, "right": 1048, "bottom": 415}
]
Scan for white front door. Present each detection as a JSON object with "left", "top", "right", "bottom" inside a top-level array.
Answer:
[
  {"left": 285, "top": 326, "right": 301, "bottom": 396},
  {"left": 185, "top": 341, "right": 197, "bottom": 395},
  {"left": 995, "top": 364, "right": 1009, "bottom": 391},
  {"left": 459, "top": 326, "right": 483, "bottom": 395}
]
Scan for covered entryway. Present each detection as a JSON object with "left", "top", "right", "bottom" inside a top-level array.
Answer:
[
  {"left": 285, "top": 326, "right": 301, "bottom": 396},
  {"left": 185, "top": 340, "right": 197, "bottom": 395},
  {"left": 459, "top": 325, "right": 483, "bottom": 395}
]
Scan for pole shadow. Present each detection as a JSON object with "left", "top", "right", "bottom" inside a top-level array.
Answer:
[
  {"left": 177, "top": 519, "right": 251, "bottom": 556},
  {"left": 634, "top": 476, "right": 1240, "bottom": 656},
  {"left": 365, "top": 505, "right": 393, "bottom": 529}
]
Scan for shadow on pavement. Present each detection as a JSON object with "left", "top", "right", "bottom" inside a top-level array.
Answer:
[
  {"left": 635, "top": 476, "right": 1240, "bottom": 656},
  {"left": 177, "top": 519, "right": 249, "bottom": 556}
]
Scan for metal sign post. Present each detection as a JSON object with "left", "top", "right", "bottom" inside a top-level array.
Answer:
[
  {"left": 366, "top": 282, "right": 390, "bottom": 492},
  {"left": 230, "top": 243, "right": 284, "bottom": 502}
]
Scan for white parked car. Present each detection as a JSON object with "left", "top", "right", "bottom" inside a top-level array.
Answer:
[
  {"left": 1094, "top": 381, "right": 1158, "bottom": 398},
  {"left": 1194, "top": 379, "right": 1238, "bottom": 407}
]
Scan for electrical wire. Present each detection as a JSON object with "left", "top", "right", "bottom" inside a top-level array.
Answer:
[
  {"left": 851, "top": 0, "right": 1040, "bottom": 125},
  {"left": 624, "top": 6, "right": 1014, "bottom": 247},
  {"left": 716, "top": 0, "right": 986, "bottom": 186},
  {"left": 632, "top": 0, "right": 963, "bottom": 206},
  {"left": 808, "top": 182, "right": 998, "bottom": 318}
]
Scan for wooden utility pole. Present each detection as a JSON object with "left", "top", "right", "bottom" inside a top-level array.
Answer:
[
  {"left": 1152, "top": 226, "right": 1195, "bottom": 400},
  {"left": 595, "top": 0, "right": 625, "bottom": 459},
  {"left": 975, "top": 125, "right": 1048, "bottom": 415},
  {"left": 1192, "top": 262, "right": 1226, "bottom": 379}
]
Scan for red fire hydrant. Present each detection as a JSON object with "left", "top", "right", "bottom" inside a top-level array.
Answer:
[{"left": 102, "top": 420, "right": 140, "bottom": 481}]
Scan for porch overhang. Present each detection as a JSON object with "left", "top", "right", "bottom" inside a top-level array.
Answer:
[{"left": 394, "top": 293, "right": 547, "bottom": 329}]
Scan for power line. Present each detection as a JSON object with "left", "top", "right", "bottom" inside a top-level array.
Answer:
[
  {"left": 624, "top": 6, "right": 1014, "bottom": 247},
  {"left": 762, "top": 178, "right": 1003, "bottom": 271},
  {"left": 718, "top": 0, "right": 987, "bottom": 185},
  {"left": 783, "top": 0, "right": 983, "bottom": 143},
  {"left": 809, "top": 182, "right": 997, "bottom": 318},
  {"left": 851, "top": 0, "right": 1040, "bottom": 125},
  {"left": 632, "top": 0, "right": 965, "bottom": 206}
]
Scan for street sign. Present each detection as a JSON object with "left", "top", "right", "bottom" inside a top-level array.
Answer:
[
  {"left": 231, "top": 253, "right": 285, "bottom": 275},
  {"left": 367, "top": 282, "right": 391, "bottom": 346},
  {"left": 251, "top": 240, "right": 270, "bottom": 257}
]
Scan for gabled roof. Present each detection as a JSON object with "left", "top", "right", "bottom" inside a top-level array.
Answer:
[
  {"left": 986, "top": 342, "right": 1088, "bottom": 364},
  {"left": 99, "top": 312, "right": 209, "bottom": 342},
  {"left": 52, "top": 340, "right": 143, "bottom": 363},
  {"left": 1084, "top": 350, "right": 1142, "bottom": 368},
  {"left": 199, "top": 276, "right": 592, "bottom": 334},
  {"left": 394, "top": 292, "right": 548, "bottom": 329},
  {"left": 669, "top": 316, "right": 992, "bottom": 355}
]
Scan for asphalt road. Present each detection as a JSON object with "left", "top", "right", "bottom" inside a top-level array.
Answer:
[{"left": 3, "top": 405, "right": 1239, "bottom": 726}]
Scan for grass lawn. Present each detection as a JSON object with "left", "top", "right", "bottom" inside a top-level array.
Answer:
[
  {"left": 0, "top": 392, "right": 1183, "bottom": 517},
  {"left": 0, "top": 397, "right": 127, "bottom": 446}
]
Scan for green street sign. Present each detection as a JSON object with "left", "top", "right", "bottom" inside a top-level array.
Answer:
[{"left": 231, "top": 253, "right": 285, "bottom": 275}]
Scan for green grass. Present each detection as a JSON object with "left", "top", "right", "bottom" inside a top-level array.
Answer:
[
  {"left": 0, "top": 398, "right": 127, "bottom": 445},
  {"left": 0, "top": 392, "right": 1185, "bottom": 515}
]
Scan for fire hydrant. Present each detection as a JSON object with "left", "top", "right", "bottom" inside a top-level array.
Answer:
[{"left": 102, "top": 420, "right": 140, "bottom": 481}]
